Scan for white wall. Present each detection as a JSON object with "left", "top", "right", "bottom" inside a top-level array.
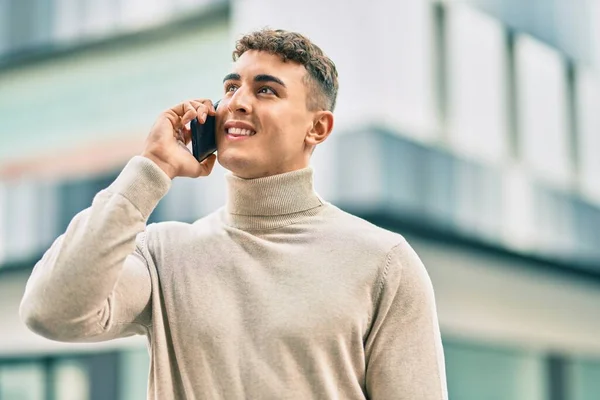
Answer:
[
  {"left": 445, "top": 4, "right": 510, "bottom": 164},
  {"left": 408, "top": 234, "right": 600, "bottom": 357},
  {"left": 515, "top": 35, "right": 573, "bottom": 189},
  {"left": 231, "top": 0, "right": 441, "bottom": 143}
]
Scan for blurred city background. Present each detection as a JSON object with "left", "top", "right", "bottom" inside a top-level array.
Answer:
[{"left": 1, "top": 0, "right": 600, "bottom": 398}]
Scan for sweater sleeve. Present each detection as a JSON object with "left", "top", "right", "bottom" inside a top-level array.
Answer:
[
  {"left": 19, "top": 156, "right": 171, "bottom": 342},
  {"left": 364, "top": 239, "right": 448, "bottom": 400}
]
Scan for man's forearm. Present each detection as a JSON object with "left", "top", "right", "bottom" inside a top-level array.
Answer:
[{"left": 19, "top": 156, "right": 170, "bottom": 341}]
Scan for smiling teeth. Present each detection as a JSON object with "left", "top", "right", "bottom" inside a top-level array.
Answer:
[{"left": 227, "top": 128, "right": 255, "bottom": 136}]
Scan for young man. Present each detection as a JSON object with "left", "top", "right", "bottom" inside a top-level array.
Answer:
[{"left": 20, "top": 29, "right": 448, "bottom": 399}]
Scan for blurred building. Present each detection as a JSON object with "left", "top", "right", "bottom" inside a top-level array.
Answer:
[{"left": 1, "top": 0, "right": 600, "bottom": 399}]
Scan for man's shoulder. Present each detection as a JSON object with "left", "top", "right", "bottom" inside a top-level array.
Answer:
[
  {"left": 321, "top": 204, "right": 405, "bottom": 255},
  {"left": 144, "top": 208, "right": 225, "bottom": 245}
]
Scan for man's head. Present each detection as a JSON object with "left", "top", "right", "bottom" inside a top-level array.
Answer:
[{"left": 215, "top": 28, "right": 339, "bottom": 179}]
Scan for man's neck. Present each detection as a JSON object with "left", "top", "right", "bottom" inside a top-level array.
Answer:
[{"left": 223, "top": 166, "right": 324, "bottom": 229}]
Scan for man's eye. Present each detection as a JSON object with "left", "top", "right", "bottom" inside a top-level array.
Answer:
[
  {"left": 258, "top": 87, "right": 276, "bottom": 95},
  {"left": 225, "top": 84, "right": 238, "bottom": 93}
]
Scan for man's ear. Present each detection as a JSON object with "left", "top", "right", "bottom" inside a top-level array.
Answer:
[{"left": 305, "top": 111, "right": 334, "bottom": 147}]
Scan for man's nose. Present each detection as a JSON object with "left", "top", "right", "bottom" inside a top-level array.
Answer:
[{"left": 228, "top": 88, "right": 252, "bottom": 114}]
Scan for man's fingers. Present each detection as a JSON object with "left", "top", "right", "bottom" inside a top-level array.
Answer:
[
  {"left": 166, "top": 99, "right": 214, "bottom": 127},
  {"left": 180, "top": 125, "right": 192, "bottom": 144},
  {"left": 148, "top": 99, "right": 217, "bottom": 180},
  {"left": 194, "top": 104, "right": 208, "bottom": 124},
  {"left": 199, "top": 154, "right": 217, "bottom": 176},
  {"left": 193, "top": 99, "right": 216, "bottom": 115},
  {"left": 207, "top": 100, "right": 217, "bottom": 115},
  {"left": 180, "top": 153, "right": 217, "bottom": 178},
  {"left": 181, "top": 107, "right": 198, "bottom": 126},
  {"left": 164, "top": 102, "right": 195, "bottom": 128},
  {"left": 194, "top": 154, "right": 217, "bottom": 177},
  {"left": 169, "top": 101, "right": 195, "bottom": 117},
  {"left": 190, "top": 100, "right": 214, "bottom": 123}
]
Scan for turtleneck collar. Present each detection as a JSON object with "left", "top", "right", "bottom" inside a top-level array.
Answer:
[{"left": 223, "top": 167, "right": 325, "bottom": 230}]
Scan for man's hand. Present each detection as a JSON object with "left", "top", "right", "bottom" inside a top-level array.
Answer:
[{"left": 142, "top": 99, "right": 217, "bottom": 179}]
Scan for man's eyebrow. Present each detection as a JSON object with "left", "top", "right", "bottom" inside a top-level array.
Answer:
[
  {"left": 223, "top": 73, "right": 241, "bottom": 82},
  {"left": 254, "top": 74, "right": 286, "bottom": 87},
  {"left": 222, "top": 73, "right": 286, "bottom": 88}
]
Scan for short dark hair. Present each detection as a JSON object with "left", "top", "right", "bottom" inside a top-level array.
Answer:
[{"left": 232, "top": 28, "right": 339, "bottom": 112}]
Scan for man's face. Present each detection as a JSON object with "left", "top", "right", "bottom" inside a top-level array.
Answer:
[{"left": 215, "top": 50, "right": 317, "bottom": 179}]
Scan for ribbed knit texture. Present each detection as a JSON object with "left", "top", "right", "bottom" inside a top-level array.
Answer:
[
  {"left": 20, "top": 156, "right": 448, "bottom": 400},
  {"left": 224, "top": 167, "right": 324, "bottom": 230}
]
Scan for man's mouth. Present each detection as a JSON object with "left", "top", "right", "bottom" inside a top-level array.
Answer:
[{"left": 226, "top": 127, "right": 256, "bottom": 137}]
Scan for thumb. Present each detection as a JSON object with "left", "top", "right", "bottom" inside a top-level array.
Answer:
[{"left": 189, "top": 153, "right": 217, "bottom": 178}]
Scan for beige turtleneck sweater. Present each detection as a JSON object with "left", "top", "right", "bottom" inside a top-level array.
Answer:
[{"left": 20, "top": 156, "right": 447, "bottom": 400}]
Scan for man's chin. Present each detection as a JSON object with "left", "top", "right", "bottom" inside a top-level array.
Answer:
[{"left": 217, "top": 152, "right": 260, "bottom": 178}]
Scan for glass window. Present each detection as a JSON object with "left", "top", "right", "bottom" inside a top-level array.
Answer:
[
  {"left": 381, "top": 133, "right": 425, "bottom": 214},
  {"left": 3, "top": 180, "right": 37, "bottom": 263},
  {"left": 119, "top": 0, "right": 172, "bottom": 32},
  {"left": 334, "top": 130, "right": 385, "bottom": 207},
  {"left": 571, "top": 199, "right": 600, "bottom": 262},
  {"left": 459, "top": 160, "right": 504, "bottom": 241},
  {"left": 445, "top": 4, "right": 510, "bottom": 164},
  {"left": 175, "top": 0, "right": 221, "bottom": 11},
  {"left": 0, "top": 178, "right": 58, "bottom": 268},
  {"left": 445, "top": 340, "right": 548, "bottom": 400},
  {"left": 0, "top": 0, "right": 8, "bottom": 55},
  {"left": 575, "top": 68, "right": 600, "bottom": 203},
  {"left": 452, "top": 158, "right": 503, "bottom": 241},
  {"left": 592, "top": 1, "right": 600, "bottom": 68},
  {"left": 421, "top": 148, "right": 455, "bottom": 227},
  {"left": 119, "top": 348, "right": 150, "bottom": 400},
  {"left": 197, "top": 165, "right": 228, "bottom": 217},
  {"left": 532, "top": 186, "right": 577, "bottom": 258},
  {"left": 369, "top": 1, "right": 439, "bottom": 141},
  {"left": 6, "top": 0, "right": 52, "bottom": 52},
  {"left": 52, "top": 359, "right": 90, "bottom": 400},
  {"left": 515, "top": 35, "right": 572, "bottom": 187},
  {"left": 500, "top": 166, "right": 537, "bottom": 253},
  {"left": 37, "top": 179, "right": 60, "bottom": 252},
  {"left": 81, "top": 0, "right": 120, "bottom": 39},
  {"left": 0, "top": 363, "right": 46, "bottom": 400},
  {"left": 452, "top": 0, "right": 595, "bottom": 64},
  {"left": 568, "top": 358, "right": 600, "bottom": 400},
  {"left": 0, "top": 182, "right": 5, "bottom": 266},
  {"left": 52, "top": 0, "right": 84, "bottom": 44},
  {"left": 160, "top": 177, "right": 204, "bottom": 223},
  {"left": 58, "top": 173, "right": 117, "bottom": 233}
]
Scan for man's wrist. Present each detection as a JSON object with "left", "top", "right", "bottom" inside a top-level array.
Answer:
[
  {"left": 141, "top": 153, "right": 176, "bottom": 180},
  {"left": 106, "top": 156, "right": 172, "bottom": 219}
]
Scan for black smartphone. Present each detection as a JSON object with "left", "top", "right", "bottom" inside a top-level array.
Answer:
[{"left": 190, "top": 100, "right": 219, "bottom": 162}]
